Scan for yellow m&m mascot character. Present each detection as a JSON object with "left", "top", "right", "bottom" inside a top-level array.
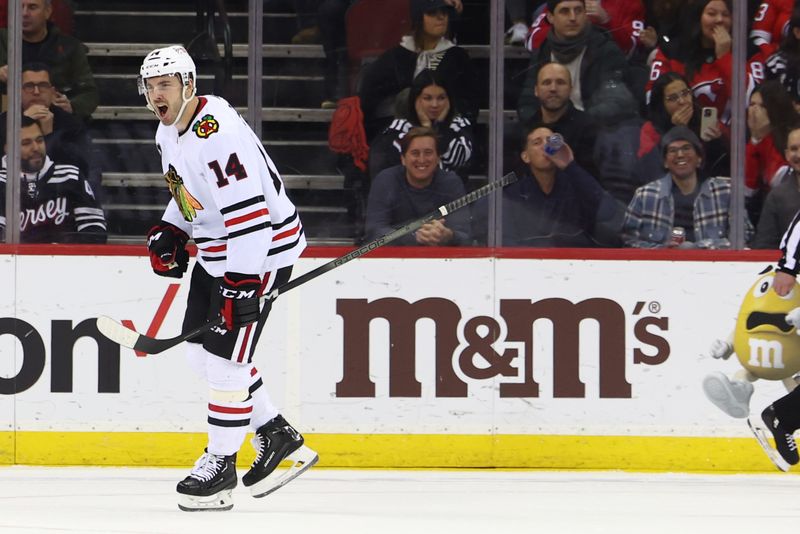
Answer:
[{"left": 703, "top": 269, "right": 800, "bottom": 418}]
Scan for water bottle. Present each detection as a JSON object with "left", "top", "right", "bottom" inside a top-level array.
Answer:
[{"left": 544, "top": 133, "right": 564, "bottom": 155}]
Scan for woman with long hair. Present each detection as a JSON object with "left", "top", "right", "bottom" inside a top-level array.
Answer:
[
  {"left": 645, "top": 0, "right": 763, "bottom": 119},
  {"left": 368, "top": 68, "right": 473, "bottom": 181},
  {"left": 357, "top": 0, "right": 478, "bottom": 141},
  {"left": 634, "top": 71, "right": 727, "bottom": 185},
  {"left": 745, "top": 79, "right": 800, "bottom": 222}
]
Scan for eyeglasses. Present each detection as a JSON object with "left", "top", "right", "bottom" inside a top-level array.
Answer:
[
  {"left": 22, "top": 81, "right": 53, "bottom": 92},
  {"left": 666, "top": 144, "right": 696, "bottom": 156},
  {"left": 664, "top": 88, "right": 692, "bottom": 103}
]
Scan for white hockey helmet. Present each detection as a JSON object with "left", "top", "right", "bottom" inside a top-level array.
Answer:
[
  {"left": 137, "top": 45, "right": 196, "bottom": 94},
  {"left": 138, "top": 45, "right": 197, "bottom": 125}
]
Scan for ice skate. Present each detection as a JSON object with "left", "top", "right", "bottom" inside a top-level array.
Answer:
[
  {"left": 242, "top": 415, "right": 318, "bottom": 498},
  {"left": 702, "top": 372, "right": 754, "bottom": 418},
  {"left": 177, "top": 450, "right": 237, "bottom": 511},
  {"left": 753, "top": 405, "right": 800, "bottom": 471}
]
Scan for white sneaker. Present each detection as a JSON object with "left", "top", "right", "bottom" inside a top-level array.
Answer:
[
  {"left": 505, "top": 22, "right": 529, "bottom": 45},
  {"left": 702, "top": 372, "right": 754, "bottom": 418}
]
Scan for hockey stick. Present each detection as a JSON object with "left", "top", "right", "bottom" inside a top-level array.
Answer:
[{"left": 96, "top": 171, "right": 519, "bottom": 354}]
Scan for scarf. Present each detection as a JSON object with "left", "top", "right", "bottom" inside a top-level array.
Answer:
[
  {"left": 400, "top": 35, "right": 456, "bottom": 77},
  {"left": 545, "top": 25, "right": 590, "bottom": 65}
]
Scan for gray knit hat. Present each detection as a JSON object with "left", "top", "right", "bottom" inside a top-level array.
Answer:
[{"left": 660, "top": 125, "right": 704, "bottom": 160}]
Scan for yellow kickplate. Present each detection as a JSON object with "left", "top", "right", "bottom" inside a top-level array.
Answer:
[{"left": 0, "top": 432, "right": 789, "bottom": 473}]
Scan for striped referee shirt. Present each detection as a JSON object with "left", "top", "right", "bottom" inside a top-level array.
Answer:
[{"left": 779, "top": 209, "right": 800, "bottom": 275}]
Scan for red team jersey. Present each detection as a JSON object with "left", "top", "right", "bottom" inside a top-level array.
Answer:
[
  {"left": 646, "top": 49, "right": 766, "bottom": 122},
  {"left": 746, "top": 133, "right": 788, "bottom": 196},
  {"left": 750, "top": 0, "right": 793, "bottom": 53}
]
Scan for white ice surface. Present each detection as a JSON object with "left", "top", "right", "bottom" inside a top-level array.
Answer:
[{"left": 0, "top": 467, "right": 798, "bottom": 533}]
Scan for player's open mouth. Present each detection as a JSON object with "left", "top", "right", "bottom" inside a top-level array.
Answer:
[
  {"left": 158, "top": 105, "right": 168, "bottom": 118},
  {"left": 746, "top": 311, "right": 792, "bottom": 332}
]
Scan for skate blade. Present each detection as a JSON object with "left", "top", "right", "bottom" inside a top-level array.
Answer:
[
  {"left": 178, "top": 488, "right": 235, "bottom": 512},
  {"left": 747, "top": 417, "right": 791, "bottom": 472},
  {"left": 250, "top": 445, "right": 319, "bottom": 498}
]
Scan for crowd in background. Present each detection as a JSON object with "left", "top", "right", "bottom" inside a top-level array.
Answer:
[
  {"left": 339, "top": 0, "right": 800, "bottom": 249},
  {"left": 3, "top": 0, "right": 800, "bottom": 250}
]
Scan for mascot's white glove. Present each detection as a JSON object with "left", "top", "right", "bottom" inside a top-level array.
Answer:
[
  {"left": 786, "top": 307, "right": 800, "bottom": 329},
  {"left": 709, "top": 339, "right": 734, "bottom": 360}
]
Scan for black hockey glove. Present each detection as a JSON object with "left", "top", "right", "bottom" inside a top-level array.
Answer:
[
  {"left": 146, "top": 222, "right": 189, "bottom": 278},
  {"left": 219, "top": 272, "right": 262, "bottom": 330}
]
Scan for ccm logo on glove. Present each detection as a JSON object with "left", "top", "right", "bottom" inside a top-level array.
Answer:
[{"left": 219, "top": 273, "right": 262, "bottom": 330}]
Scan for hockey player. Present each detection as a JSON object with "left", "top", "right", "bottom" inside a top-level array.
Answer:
[
  {"left": 137, "top": 45, "right": 317, "bottom": 511},
  {"left": 0, "top": 115, "right": 106, "bottom": 243}
]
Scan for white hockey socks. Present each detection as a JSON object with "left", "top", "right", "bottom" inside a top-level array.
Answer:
[
  {"left": 248, "top": 366, "right": 279, "bottom": 430},
  {"left": 207, "top": 388, "right": 252, "bottom": 456}
]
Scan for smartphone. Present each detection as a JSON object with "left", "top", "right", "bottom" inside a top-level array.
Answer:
[{"left": 700, "top": 106, "right": 718, "bottom": 133}]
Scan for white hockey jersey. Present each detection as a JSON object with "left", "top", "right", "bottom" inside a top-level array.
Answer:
[{"left": 155, "top": 95, "right": 306, "bottom": 278}]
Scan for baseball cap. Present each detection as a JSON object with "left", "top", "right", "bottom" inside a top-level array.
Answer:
[{"left": 410, "top": 0, "right": 452, "bottom": 22}]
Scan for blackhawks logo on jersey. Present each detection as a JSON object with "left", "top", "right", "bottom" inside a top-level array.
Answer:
[
  {"left": 164, "top": 164, "right": 203, "bottom": 222},
  {"left": 193, "top": 114, "right": 219, "bottom": 139}
]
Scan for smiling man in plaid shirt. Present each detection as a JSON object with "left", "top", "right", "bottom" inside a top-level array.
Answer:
[{"left": 622, "top": 125, "right": 751, "bottom": 248}]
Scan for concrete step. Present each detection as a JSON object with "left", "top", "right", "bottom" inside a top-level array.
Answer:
[{"left": 76, "top": 10, "right": 297, "bottom": 44}]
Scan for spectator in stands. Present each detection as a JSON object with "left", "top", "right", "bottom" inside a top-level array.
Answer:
[
  {"left": 751, "top": 0, "right": 792, "bottom": 56},
  {"left": 0, "top": 62, "right": 94, "bottom": 185},
  {"left": 525, "top": 0, "right": 650, "bottom": 59},
  {"left": 517, "top": 0, "right": 630, "bottom": 125},
  {"left": 645, "top": 0, "right": 764, "bottom": 121},
  {"left": 365, "top": 126, "right": 471, "bottom": 245},
  {"left": 752, "top": 124, "right": 800, "bottom": 249},
  {"left": 358, "top": 0, "right": 477, "bottom": 141},
  {"left": 745, "top": 80, "right": 800, "bottom": 224},
  {"left": 0, "top": 0, "right": 99, "bottom": 121},
  {"left": 502, "top": 123, "right": 623, "bottom": 247},
  {"left": 0, "top": 0, "right": 73, "bottom": 34},
  {"left": 521, "top": 61, "right": 597, "bottom": 178},
  {"left": 634, "top": 71, "right": 728, "bottom": 190},
  {"left": 0, "top": 115, "right": 107, "bottom": 243},
  {"left": 622, "top": 126, "right": 748, "bottom": 249},
  {"left": 589, "top": 77, "right": 647, "bottom": 205},
  {"left": 765, "top": 5, "right": 800, "bottom": 109},
  {"left": 368, "top": 68, "right": 473, "bottom": 182}
]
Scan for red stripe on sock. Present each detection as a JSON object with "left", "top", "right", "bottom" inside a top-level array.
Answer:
[{"left": 208, "top": 403, "right": 253, "bottom": 414}]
